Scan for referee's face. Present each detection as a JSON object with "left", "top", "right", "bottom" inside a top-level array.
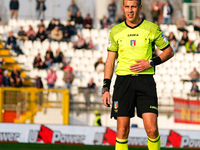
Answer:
[{"left": 123, "top": 0, "right": 142, "bottom": 24}]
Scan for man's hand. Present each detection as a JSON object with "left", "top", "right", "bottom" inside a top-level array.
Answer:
[
  {"left": 129, "top": 59, "right": 151, "bottom": 73},
  {"left": 102, "top": 92, "right": 110, "bottom": 107}
]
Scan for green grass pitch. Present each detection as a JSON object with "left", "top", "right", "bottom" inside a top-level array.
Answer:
[{"left": 0, "top": 143, "right": 195, "bottom": 150}]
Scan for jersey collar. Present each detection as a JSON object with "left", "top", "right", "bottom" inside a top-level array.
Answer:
[{"left": 125, "top": 19, "right": 144, "bottom": 29}]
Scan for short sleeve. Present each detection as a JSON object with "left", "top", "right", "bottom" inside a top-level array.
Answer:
[
  {"left": 107, "top": 30, "right": 118, "bottom": 52},
  {"left": 154, "top": 26, "right": 169, "bottom": 50}
]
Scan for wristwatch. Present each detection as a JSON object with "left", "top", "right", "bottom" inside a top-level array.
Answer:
[
  {"left": 102, "top": 87, "right": 109, "bottom": 94},
  {"left": 149, "top": 60, "right": 154, "bottom": 67}
]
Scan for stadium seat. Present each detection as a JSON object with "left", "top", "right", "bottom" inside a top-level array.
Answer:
[
  {"left": 74, "top": 49, "right": 84, "bottom": 58},
  {"left": 185, "top": 25, "right": 194, "bottom": 32},
  {"left": 55, "top": 78, "right": 65, "bottom": 88},
  {"left": 83, "top": 50, "right": 93, "bottom": 58},
  {"left": 17, "top": 54, "right": 27, "bottom": 64},
  {"left": 59, "top": 42, "right": 68, "bottom": 51},
  {"left": 50, "top": 41, "right": 59, "bottom": 52},
  {"left": 33, "top": 40, "right": 42, "bottom": 49},
  {"left": 38, "top": 69, "right": 47, "bottom": 79},
  {"left": 29, "top": 69, "right": 39, "bottom": 78},
  {"left": 159, "top": 24, "right": 168, "bottom": 33},
  {"left": 0, "top": 26, "right": 4, "bottom": 35},
  {"left": 99, "top": 29, "right": 109, "bottom": 38},
  {"left": 41, "top": 40, "right": 50, "bottom": 50},
  {"left": 8, "top": 19, "right": 18, "bottom": 27},
  {"left": 188, "top": 32, "right": 197, "bottom": 41},
  {"left": 91, "top": 29, "right": 99, "bottom": 37},
  {"left": 81, "top": 29, "right": 91, "bottom": 39},
  {"left": 24, "top": 40, "right": 33, "bottom": 49},
  {"left": 185, "top": 53, "right": 194, "bottom": 62}
]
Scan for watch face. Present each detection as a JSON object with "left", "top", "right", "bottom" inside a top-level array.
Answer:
[{"left": 150, "top": 60, "right": 154, "bottom": 67}]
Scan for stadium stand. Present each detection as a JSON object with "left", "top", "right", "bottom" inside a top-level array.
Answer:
[{"left": 1, "top": 18, "right": 200, "bottom": 125}]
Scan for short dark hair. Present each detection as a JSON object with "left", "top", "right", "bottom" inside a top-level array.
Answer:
[{"left": 123, "top": 0, "right": 141, "bottom": 6}]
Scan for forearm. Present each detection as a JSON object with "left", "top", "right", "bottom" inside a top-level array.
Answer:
[
  {"left": 104, "top": 57, "right": 115, "bottom": 80},
  {"left": 158, "top": 46, "right": 174, "bottom": 63}
]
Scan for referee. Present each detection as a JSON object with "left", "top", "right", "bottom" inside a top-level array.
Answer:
[{"left": 102, "top": 0, "right": 174, "bottom": 150}]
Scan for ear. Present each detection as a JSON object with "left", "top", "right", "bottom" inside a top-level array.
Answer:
[{"left": 139, "top": 5, "right": 142, "bottom": 12}]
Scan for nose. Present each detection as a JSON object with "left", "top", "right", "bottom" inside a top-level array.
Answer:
[{"left": 128, "top": 7, "right": 133, "bottom": 12}]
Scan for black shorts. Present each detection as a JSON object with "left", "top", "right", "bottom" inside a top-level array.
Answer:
[{"left": 111, "top": 75, "right": 158, "bottom": 119}]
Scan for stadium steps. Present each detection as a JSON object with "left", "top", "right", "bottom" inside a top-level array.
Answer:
[{"left": 0, "top": 47, "right": 33, "bottom": 86}]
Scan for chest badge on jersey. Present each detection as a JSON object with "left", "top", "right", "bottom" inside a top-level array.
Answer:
[{"left": 130, "top": 40, "right": 136, "bottom": 47}]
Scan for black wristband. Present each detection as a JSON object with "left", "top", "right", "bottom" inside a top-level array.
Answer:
[
  {"left": 152, "top": 56, "right": 162, "bottom": 66},
  {"left": 103, "top": 79, "right": 111, "bottom": 90}
]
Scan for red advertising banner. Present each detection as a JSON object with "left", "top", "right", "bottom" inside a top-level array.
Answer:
[{"left": 173, "top": 97, "right": 200, "bottom": 124}]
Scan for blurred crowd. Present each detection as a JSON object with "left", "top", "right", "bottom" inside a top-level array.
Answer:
[{"left": 1, "top": 0, "right": 200, "bottom": 97}]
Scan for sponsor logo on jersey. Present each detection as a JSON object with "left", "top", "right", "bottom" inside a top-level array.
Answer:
[
  {"left": 150, "top": 106, "right": 158, "bottom": 110},
  {"left": 161, "top": 33, "right": 168, "bottom": 42},
  {"left": 128, "top": 34, "right": 139, "bottom": 37},
  {"left": 130, "top": 40, "right": 136, "bottom": 47},
  {"left": 108, "top": 38, "right": 111, "bottom": 47}
]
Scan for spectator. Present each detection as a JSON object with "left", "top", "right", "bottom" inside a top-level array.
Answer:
[
  {"left": 46, "top": 46, "right": 54, "bottom": 61},
  {"left": 50, "top": 26, "right": 63, "bottom": 42},
  {"left": 10, "top": 67, "right": 24, "bottom": 87},
  {"left": 73, "top": 34, "right": 87, "bottom": 49},
  {"left": 4, "top": 31, "right": 23, "bottom": 55},
  {"left": 10, "top": 0, "right": 19, "bottom": 20},
  {"left": 189, "top": 67, "right": 200, "bottom": 82},
  {"left": 18, "top": 26, "right": 28, "bottom": 41},
  {"left": 57, "top": 19, "right": 65, "bottom": 31},
  {"left": 64, "top": 20, "right": 76, "bottom": 37},
  {"left": 33, "top": 53, "right": 44, "bottom": 69},
  {"left": 46, "top": 67, "right": 57, "bottom": 88},
  {"left": 193, "top": 17, "right": 200, "bottom": 32},
  {"left": 36, "top": 0, "right": 46, "bottom": 20},
  {"left": 86, "top": 38, "right": 95, "bottom": 49},
  {"left": 27, "top": 25, "right": 36, "bottom": 41},
  {"left": 87, "top": 77, "right": 97, "bottom": 89},
  {"left": 36, "top": 26, "right": 47, "bottom": 42},
  {"left": 176, "top": 16, "right": 188, "bottom": 32},
  {"left": 46, "top": 18, "right": 57, "bottom": 35},
  {"left": 62, "top": 30, "right": 71, "bottom": 42},
  {"left": 117, "top": 14, "right": 125, "bottom": 24},
  {"left": 93, "top": 110, "right": 102, "bottom": 126},
  {"left": 179, "top": 30, "right": 188, "bottom": 46},
  {"left": 94, "top": 57, "right": 104, "bottom": 72},
  {"left": 190, "top": 81, "right": 200, "bottom": 96},
  {"left": 35, "top": 75, "right": 43, "bottom": 88},
  {"left": 108, "top": 0, "right": 117, "bottom": 24},
  {"left": 100, "top": 15, "right": 111, "bottom": 29},
  {"left": 1, "top": 70, "right": 11, "bottom": 87},
  {"left": 35, "top": 75, "right": 43, "bottom": 106},
  {"left": 63, "top": 61, "right": 73, "bottom": 72},
  {"left": 0, "top": 17, "right": 2, "bottom": 25},
  {"left": 185, "top": 39, "right": 196, "bottom": 53},
  {"left": 37, "top": 19, "right": 45, "bottom": 29},
  {"left": 54, "top": 48, "right": 64, "bottom": 63},
  {"left": 151, "top": 1, "right": 160, "bottom": 23},
  {"left": 67, "top": 0, "right": 79, "bottom": 21},
  {"left": 196, "top": 41, "right": 200, "bottom": 53},
  {"left": 75, "top": 12, "right": 84, "bottom": 32},
  {"left": 44, "top": 53, "right": 53, "bottom": 69},
  {"left": 168, "top": 32, "right": 179, "bottom": 53},
  {"left": 162, "top": 0, "right": 173, "bottom": 24},
  {"left": 60, "top": 57, "right": 67, "bottom": 70},
  {"left": 63, "top": 62, "right": 74, "bottom": 90},
  {"left": 83, "top": 13, "right": 93, "bottom": 29},
  {"left": 0, "top": 69, "right": 3, "bottom": 86}
]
